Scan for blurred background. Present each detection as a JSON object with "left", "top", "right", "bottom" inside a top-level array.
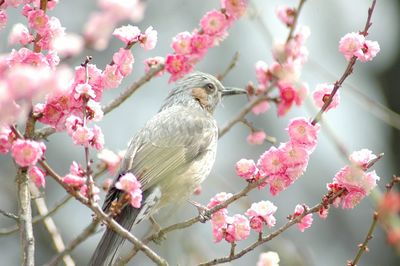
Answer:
[{"left": 1, "top": 0, "right": 399, "bottom": 265}]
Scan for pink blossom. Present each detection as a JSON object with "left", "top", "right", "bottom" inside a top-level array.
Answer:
[
  {"left": 8, "top": 23, "right": 34, "bottom": 46},
  {"left": 312, "top": 83, "right": 340, "bottom": 111},
  {"left": 255, "top": 60, "right": 272, "bottom": 87},
  {"left": 252, "top": 101, "right": 270, "bottom": 115},
  {"left": 113, "top": 25, "right": 140, "bottom": 45},
  {"left": 52, "top": 33, "right": 84, "bottom": 58},
  {"left": 72, "top": 126, "right": 94, "bottom": 147},
  {"left": 227, "top": 214, "right": 250, "bottom": 241},
  {"left": 144, "top": 56, "right": 165, "bottom": 76},
  {"left": 354, "top": 40, "right": 380, "bottom": 62},
  {"left": 80, "top": 184, "right": 100, "bottom": 202},
  {"left": 245, "top": 201, "right": 277, "bottom": 232},
  {"left": 65, "top": 115, "right": 83, "bottom": 136},
  {"left": 258, "top": 147, "right": 286, "bottom": 176},
  {"left": 190, "top": 32, "right": 212, "bottom": 57},
  {"left": 165, "top": 54, "right": 193, "bottom": 82},
  {"left": 139, "top": 26, "right": 158, "bottom": 51},
  {"left": 247, "top": 131, "right": 266, "bottom": 145},
  {"left": 200, "top": 10, "right": 229, "bottom": 36},
  {"left": 102, "top": 64, "right": 123, "bottom": 89},
  {"left": 287, "top": 117, "right": 319, "bottom": 152},
  {"left": 70, "top": 161, "right": 85, "bottom": 177},
  {"left": 28, "top": 166, "right": 46, "bottom": 188},
  {"left": 74, "top": 83, "right": 95, "bottom": 100},
  {"left": 86, "top": 100, "right": 104, "bottom": 122},
  {"left": 276, "top": 6, "right": 296, "bottom": 27},
  {"left": 0, "top": 126, "right": 15, "bottom": 154},
  {"left": 277, "top": 82, "right": 299, "bottom": 116},
  {"left": 90, "top": 125, "right": 104, "bottom": 150},
  {"left": 27, "top": 9, "right": 49, "bottom": 35},
  {"left": 0, "top": 10, "right": 7, "bottom": 30},
  {"left": 339, "top": 32, "right": 365, "bottom": 61},
  {"left": 293, "top": 204, "right": 313, "bottom": 232},
  {"left": 84, "top": 12, "right": 116, "bottom": 50},
  {"left": 207, "top": 192, "right": 233, "bottom": 209},
  {"left": 221, "top": 0, "right": 247, "bottom": 19},
  {"left": 63, "top": 174, "right": 86, "bottom": 187},
  {"left": 349, "top": 149, "right": 377, "bottom": 169},
  {"left": 97, "top": 149, "right": 122, "bottom": 175},
  {"left": 98, "top": 0, "right": 145, "bottom": 22},
  {"left": 113, "top": 48, "right": 134, "bottom": 76},
  {"left": 235, "top": 158, "right": 257, "bottom": 180},
  {"left": 267, "top": 174, "right": 291, "bottom": 196},
  {"left": 257, "top": 251, "right": 280, "bottom": 266},
  {"left": 11, "top": 139, "right": 44, "bottom": 167},
  {"left": 115, "top": 173, "right": 142, "bottom": 208},
  {"left": 172, "top": 31, "right": 193, "bottom": 55},
  {"left": 280, "top": 142, "right": 309, "bottom": 168}
]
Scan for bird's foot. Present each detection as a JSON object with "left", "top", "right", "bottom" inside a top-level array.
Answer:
[
  {"left": 188, "top": 200, "right": 211, "bottom": 223},
  {"left": 150, "top": 216, "right": 166, "bottom": 245}
]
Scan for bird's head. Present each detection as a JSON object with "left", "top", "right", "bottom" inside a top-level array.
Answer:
[{"left": 161, "top": 72, "right": 247, "bottom": 113}]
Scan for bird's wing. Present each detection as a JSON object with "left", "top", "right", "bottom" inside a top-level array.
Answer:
[{"left": 103, "top": 106, "right": 217, "bottom": 211}]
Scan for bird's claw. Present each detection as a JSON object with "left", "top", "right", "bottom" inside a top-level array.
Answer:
[{"left": 189, "top": 200, "right": 211, "bottom": 223}]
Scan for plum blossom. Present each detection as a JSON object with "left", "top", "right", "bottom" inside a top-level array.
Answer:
[
  {"left": 0, "top": 10, "right": 7, "bottom": 30},
  {"left": 312, "top": 83, "right": 340, "bottom": 111},
  {"left": 276, "top": 5, "right": 296, "bottom": 27},
  {"left": 144, "top": 56, "right": 165, "bottom": 76},
  {"left": 293, "top": 204, "right": 313, "bottom": 232},
  {"left": 115, "top": 173, "right": 142, "bottom": 208},
  {"left": 245, "top": 201, "right": 277, "bottom": 232},
  {"left": 221, "top": 0, "right": 247, "bottom": 19},
  {"left": 172, "top": 31, "right": 193, "bottom": 55},
  {"left": 247, "top": 131, "right": 266, "bottom": 145},
  {"left": 72, "top": 126, "right": 94, "bottom": 147},
  {"left": 11, "top": 139, "right": 44, "bottom": 167},
  {"left": 102, "top": 64, "right": 123, "bottom": 89},
  {"left": 257, "top": 251, "right": 280, "bottom": 266},
  {"left": 349, "top": 149, "right": 377, "bottom": 169},
  {"left": 113, "top": 48, "right": 134, "bottom": 76},
  {"left": 0, "top": 126, "right": 15, "bottom": 154},
  {"left": 354, "top": 40, "right": 380, "bottom": 62},
  {"left": 139, "top": 26, "right": 157, "bottom": 51},
  {"left": 113, "top": 25, "right": 140, "bottom": 45},
  {"left": 97, "top": 148, "right": 123, "bottom": 175},
  {"left": 287, "top": 117, "right": 319, "bottom": 152},
  {"left": 200, "top": 10, "right": 229, "bottom": 36},
  {"left": 80, "top": 184, "right": 100, "bottom": 202},
  {"left": 339, "top": 32, "right": 365, "bottom": 61},
  {"left": 165, "top": 54, "right": 192, "bottom": 82},
  {"left": 252, "top": 101, "right": 270, "bottom": 115},
  {"left": 8, "top": 23, "right": 34, "bottom": 46},
  {"left": 235, "top": 159, "right": 257, "bottom": 180},
  {"left": 28, "top": 166, "right": 46, "bottom": 188},
  {"left": 225, "top": 214, "right": 250, "bottom": 242}
]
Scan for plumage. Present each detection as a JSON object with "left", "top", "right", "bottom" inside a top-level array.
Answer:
[{"left": 89, "top": 72, "right": 246, "bottom": 266}]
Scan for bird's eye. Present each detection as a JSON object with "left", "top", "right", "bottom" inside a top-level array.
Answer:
[{"left": 205, "top": 83, "right": 215, "bottom": 92}]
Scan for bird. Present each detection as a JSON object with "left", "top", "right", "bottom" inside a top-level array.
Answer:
[{"left": 89, "top": 71, "right": 246, "bottom": 265}]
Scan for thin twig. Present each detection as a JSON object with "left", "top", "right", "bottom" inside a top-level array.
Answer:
[
  {"left": 311, "top": 0, "right": 377, "bottom": 125},
  {"left": 219, "top": 95, "right": 269, "bottom": 138},
  {"left": 348, "top": 212, "right": 379, "bottom": 266},
  {"left": 0, "top": 209, "right": 19, "bottom": 221},
  {"left": 285, "top": 0, "right": 306, "bottom": 43},
  {"left": 45, "top": 220, "right": 100, "bottom": 266},
  {"left": 30, "top": 184, "right": 75, "bottom": 266},
  {"left": 102, "top": 63, "right": 165, "bottom": 115},
  {"left": 39, "top": 160, "right": 168, "bottom": 266},
  {"left": 217, "top": 52, "right": 239, "bottom": 81},
  {"left": 198, "top": 189, "right": 346, "bottom": 266}
]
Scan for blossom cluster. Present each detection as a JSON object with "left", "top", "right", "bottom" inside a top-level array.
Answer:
[
  {"left": 339, "top": 32, "right": 380, "bottom": 62},
  {"left": 236, "top": 117, "right": 319, "bottom": 196},
  {"left": 0, "top": 127, "right": 47, "bottom": 188},
  {"left": 83, "top": 0, "right": 147, "bottom": 50},
  {"left": 250, "top": 6, "right": 310, "bottom": 118},
  {"left": 324, "top": 149, "right": 380, "bottom": 211},
  {"left": 63, "top": 161, "right": 100, "bottom": 202},
  {"left": 208, "top": 192, "right": 278, "bottom": 243},
  {"left": 115, "top": 173, "right": 142, "bottom": 208},
  {"left": 164, "top": 0, "right": 248, "bottom": 82}
]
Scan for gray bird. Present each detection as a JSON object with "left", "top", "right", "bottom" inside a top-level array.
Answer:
[{"left": 89, "top": 71, "right": 246, "bottom": 265}]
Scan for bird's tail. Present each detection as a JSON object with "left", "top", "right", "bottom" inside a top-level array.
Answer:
[
  {"left": 88, "top": 206, "right": 139, "bottom": 266},
  {"left": 89, "top": 187, "right": 161, "bottom": 265}
]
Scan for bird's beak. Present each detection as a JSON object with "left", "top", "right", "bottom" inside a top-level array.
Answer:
[{"left": 221, "top": 87, "right": 247, "bottom": 97}]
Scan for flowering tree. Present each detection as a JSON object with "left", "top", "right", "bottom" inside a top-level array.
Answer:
[{"left": 0, "top": 0, "right": 399, "bottom": 265}]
